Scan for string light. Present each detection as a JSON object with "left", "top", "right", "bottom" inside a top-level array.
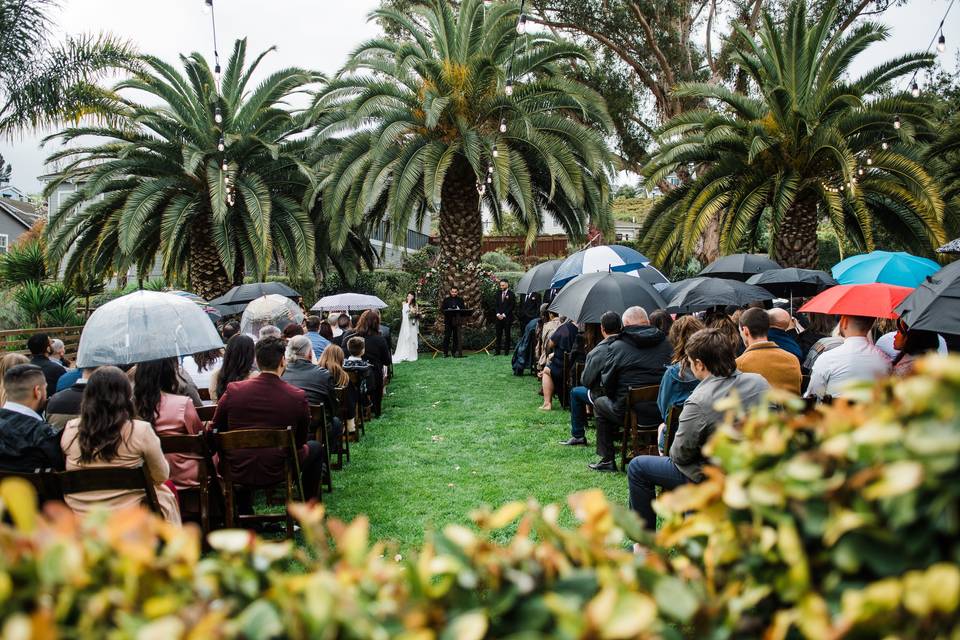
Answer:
[
  {"left": 911, "top": 81, "right": 920, "bottom": 97},
  {"left": 492, "top": 148, "right": 498, "bottom": 158},
  {"left": 202, "top": 0, "right": 212, "bottom": 14},
  {"left": 499, "top": 118, "right": 507, "bottom": 133},
  {"left": 882, "top": 141, "right": 889, "bottom": 150},
  {"left": 894, "top": 115, "right": 902, "bottom": 129},
  {"left": 217, "top": 136, "right": 225, "bottom": 152},
  {"left": 938, "top": 33, "right": 947, "bottom": 53},
  {"left": 867, "top": 157, "right": 873, "bottom": 165},
  {"left": 858, "top": 168, "right": 864, "bottom": 175},
  {"left": 505, "top": 83, "right": 514, "bottom": 96},
  {"left": 221, "top": 159, "right": 228, "bottom": 171},
  {"left": 214, "top": 106, "right": 222, "bottom": 124},
  {"left": 516, "top": 14, "right": 527, "bottom": 34}
]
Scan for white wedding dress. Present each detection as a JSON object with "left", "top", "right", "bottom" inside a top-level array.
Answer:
[{"left": 393, "top": 302, "right": 419, "bottom": 362}]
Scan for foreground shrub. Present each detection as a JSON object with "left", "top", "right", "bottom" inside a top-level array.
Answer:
[{"left": 656, "top": 356, "right": 960, "bottom": 639}]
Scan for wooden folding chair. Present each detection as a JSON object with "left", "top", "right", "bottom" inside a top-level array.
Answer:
[
  {"left": 159, "top": 433, "right": 221, "bottom": 534},
  {"left": 212, "top": 426, "right": 303, "bottom": 539},
  {"left": 559, "top": 352, "right": 571, "bottom": 409},
  {"left": 59, "top": 466, "right": 162, "bottom": 514},
  {"left": 0, "top": 468, "right": 63, "bottom": 507},
  {"left": 620, "top": 385, "right": 661, "bottom": 469},
  {"left": 346, "top": 371, "right": 367, "bottom": 436},
  {"left": 663, "top": 404, "right": 682, "bottom": 456},
  {"left": 197, "top": 387, "right": 212, "bottom": 402},
  {"left": 308, "top": 404, "right": 334, "bottom": 493},
  {"left": 333, "top": 387, "right": 352, "bottom": 466},
  {"left": 196, "top": 404, "right": 217, "bottom": 423}
]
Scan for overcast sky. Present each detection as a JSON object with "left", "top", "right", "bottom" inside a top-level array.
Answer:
[{"left": 2, "top": 0, "right": 957, "bottom": 194}]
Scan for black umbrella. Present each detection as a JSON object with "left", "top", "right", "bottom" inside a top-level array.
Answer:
[
  {"left": 211, "top": 302, "right": 248, "bottom": 317},
  {"left": 894, "top": 261, "right": 960, "bottom": 335},
  {"left": 663, "top": 277, "right": 774, "bottom": 313},
  {"left": 936, "top": 238, "right": 960, "bottom": 255},
  {"left": 516, "top": 259, "right": 563, "bottom": 295},
  {"left": 746, "top": 268, "right": 837, "bottom": 298},
  {"left": 209, "top": 282, "right": 302, "bottom": 307},
  {"left": 547, "top": 272, "right": 667, "bottom": 324},
  {"left": 698, "top": 253, "right": 782, "bottom": 281}
]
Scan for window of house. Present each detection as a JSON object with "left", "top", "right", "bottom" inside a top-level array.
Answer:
[{"left": 0, "top": 234, "right": 7, "bottom": 254}]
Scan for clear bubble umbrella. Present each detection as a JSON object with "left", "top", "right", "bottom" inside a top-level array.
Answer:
[
  {"left": 76, "top": 291, "right": 224, "bottom": 368},
  {"left": 240, "top": 294, "right": 304, "bottom": 336},
  {"left": 311, "top": 293, "right": 387, "bottom": 312}
]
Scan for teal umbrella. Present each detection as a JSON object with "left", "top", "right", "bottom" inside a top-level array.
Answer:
[{"left": 832, "top": 251, "right": 939, "bottom": 288}]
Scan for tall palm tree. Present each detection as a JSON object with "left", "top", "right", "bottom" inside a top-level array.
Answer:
[
  {"left": 43, "top": 39, "right": 359, "bottom": 300},
  {"left": 0, "top": 0, "right": 136, "bottom": 134},
  {"left": 313, "top": 0, "right": 614, "bottom": 314},
  {"left": 640, "top": 0, "right": 946, "bottom": 270}
]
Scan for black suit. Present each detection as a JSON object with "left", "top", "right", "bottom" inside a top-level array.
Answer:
[
  {"left": 494, "top": 289, "right": 516, "bottom": 354},
  {"left": 441, "top": 295, "right": 466, "bottom": 356}
]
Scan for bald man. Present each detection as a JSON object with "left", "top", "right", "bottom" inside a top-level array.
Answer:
[{"left": 767, "top": 308, "right": 803, "bottom": 362}]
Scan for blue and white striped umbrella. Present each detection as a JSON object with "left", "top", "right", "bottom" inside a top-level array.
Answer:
[{"left": 550, "top": 245, "right": 653, "bottom": 289}]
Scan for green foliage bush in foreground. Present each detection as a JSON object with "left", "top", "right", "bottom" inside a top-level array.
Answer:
[{"left": 0, "top": 356, "right": 957, "bottom": 638}]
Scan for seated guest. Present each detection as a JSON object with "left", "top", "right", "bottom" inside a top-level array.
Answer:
[
  {"left": 0, "top": 353, "right": 29, "bottom": 405},
  {"left": 804, "top": 315, "right": 891, "bottom": 399},
  {"left": 590, "top": 306, "right": 673, "bottom": 472},
  {"left": 133, "top": 358, "right": 205, "bottom": 491},
  {"left": 560, "top": 311, "right": 622, "bottom": 447},
  {"left": 343, "top": 336, "right": 373, "bottom": 410},
  {"left": 767, "top": 308, "right": 803, "bottom": 362},
  {"left": 61, "top": 367, "right": 180, "bottom": 524},
  {"left": 627, "top": 329, "right": 770, "bottom": 532},
  {"left": 46, "top": 367, "right": 97, "bottom": 429},
  {"left": 259, "top": 325, "right": 282, "bottom": 341},
  {"left": 333, "top": 314, "right": 353, "bottom": 346},
  {"left": 648, "top": 310, "right": 673, "bottom": 337},
  {"left": 656, "top": 316, "right": 706, "bottom": 454},
  {"left": 305, "top": 315, "right": 332, "bottom": 360},
  {"left": 211, "top": 337, "right": 324, "bottom": 502},
  {"left": 180, "top": 348, "right": 223, "bottom": 391},
  {"left": 330, "top": 313, "right": 345, "bottom": 339},
  {"left": 791, "top": 312, "right": 835, "bottom": 363},
  {"left": 282, "top": 323, "right": 304, "bottom": 341},
  {"left": 803, "top": 324, "right": 845, "bottom": 372},
  {"left": 210, "top": 335, "right": 257, "bottom": 402},
  {"left": 539, "top": 315, "right": 578, "bottom": 411},
  {"left": 354, "top": 310, "right": 392, "bottom": 417},
  {"left": 875, "top": 319, "right": 948, "bottom": 360},
  {"left": 535, "top": 306, "right": 561, "bottom": 374},
  {"left": 283, "top": 335, "right": 343, "bottom": 449},
  {"left": 704, "top": 309, "right": 744, "bottom": 357},
  {"left": 56, "top": 367, "right": 82, "bottom": 392},
  {"left": 27, "top": 333, "right": 66, "bottom": 397},
  {"left": 320, "top": 344, "right": 357, "bottom": 437},
  {"left": 0, "top": 364, "right": 64, "bottom": 471},
  {"left": 890, "top": 325, "right": 940, "bottom": 377},
  {"left": 50, "top": 339, "right": 69, "bottom": 368},
  {"left": 736, "top": 308, "right": 801, "bottom": 394},
  {"left": 221, "top": 321, "right": 240, "bottom": 341}
]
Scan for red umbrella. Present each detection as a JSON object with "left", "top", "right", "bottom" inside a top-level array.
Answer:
[{"left": 798, "top": 283, "right": 914, "bottom": 319}]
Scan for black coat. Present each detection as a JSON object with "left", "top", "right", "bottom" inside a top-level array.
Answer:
[
  {"left": 600, "top": 325, "right": 673, "bottom": 412},
  {"left": 495, "top": 289, "right": 516, "bottom": 319},
  {"left": 45, "top": 381, "right": 86, "bottom": 429},
  {"left": 0, "top": 409, "right": 64, "bottom": 472},
  {"left": 29, "top": 355, "right": 66, "bottom": 398}
]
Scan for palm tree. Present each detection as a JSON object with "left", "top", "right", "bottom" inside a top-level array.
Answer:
[
  {"left": 43, "top": 39, "right": 352, "bottom": 300},
  {"left": 313, "top": 0, "right": 614, "bottom": 314},
  {"left": 640, "top": 0, "right": 946, "bottom": 270},
  {"left": 0, "top": 0, "right": 136, "bottom": 134},
  {"left": 930, "top": 114, "right": 960, "bottom": 238}
]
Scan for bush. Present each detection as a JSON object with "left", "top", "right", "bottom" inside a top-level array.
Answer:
[{"left": 480, "top": 251, "right": 523, "bottom": 272}]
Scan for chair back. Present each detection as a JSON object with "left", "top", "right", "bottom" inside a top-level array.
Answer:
[
  {"left": 58, "top": 466, "right": 161, "bottom": 513},
  {"left": 158, "top": 433, "right": 220, "bottom": 533},
  {"left": 214, "top": 426, "right": 295, "bottom": 450},
  {"left": 196, "top": 404, "right": 217, "bottom": 422},
  {"left": 197, "top": 387, "right": 212, "bottom": 402},
  {"left": 621, "top": 385, "right": 661, "bottom": 468},
  {"left": 0, "top": 468, "right": 63, "bottom": 503},
  {"left": 663, "top": 404, "right": 682, "bottom": 454}
]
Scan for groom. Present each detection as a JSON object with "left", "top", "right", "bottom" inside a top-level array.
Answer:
[
  {"left": 494, "top": 279, "right": 516, "bottom": 355},
  {"left": 441, "top": 286, "right": 466, "bottom": 358}
]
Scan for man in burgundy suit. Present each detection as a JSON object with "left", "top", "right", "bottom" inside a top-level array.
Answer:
[{"left": 212, "top": 336, "right": 323, "bottom": 506}]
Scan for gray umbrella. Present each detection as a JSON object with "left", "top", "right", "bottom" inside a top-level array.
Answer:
[
  {"left": 894, "top": 261, "right": 960, "bottom": 335},
  {"left": 663, "top": 277, "right": 774, "bottom": 313},
  {"left": 209, "top": 281, "right": 301, "bottom": 306},
  {"left": 516, "top": 259, "right": 563, "bottom": 294},
  {"left": 547, "top": 271, "right": 667, "bottom": 324},
  {"left": 76, "top": 291, "right": 224, "bottom": 368},
  {"left": 698, "top": 254, "right": 782, "bottom": 281},
  {"left": 745, "top": 268, "right": 837, "bottom": 297}
]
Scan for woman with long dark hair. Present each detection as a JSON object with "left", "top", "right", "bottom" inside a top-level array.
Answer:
[
  {"left": 210, "top": 334, "right": 257, "bottom": 402},
  {"left": 133, "top": 358, "right": 204, "bottom": 491},
  {"left": 61, "top": 366, "right": 180, "bottom": 524},
  {"left": 355, "top": 309, "right": 392, "bottom": 417}
]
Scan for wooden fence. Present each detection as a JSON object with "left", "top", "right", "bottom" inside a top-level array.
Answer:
[
  {"left": 0, "top": 326, "right": 84, "bottom": 360},
  {"left": 480, "top": 234, "right": 570, "bottom": 258}
]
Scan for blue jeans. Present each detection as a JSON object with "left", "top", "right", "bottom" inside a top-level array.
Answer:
[
  {"left": 569, "top": 386, "right": 590, "bottom": 438},
  {"left": 627, "top": 456, "right": 689, "bottom": 531}
]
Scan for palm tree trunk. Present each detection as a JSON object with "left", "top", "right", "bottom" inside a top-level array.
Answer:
[
  {"left": 189, "top": 215, "right": 232, "bottom": 299},
  {"left": 773, "top": 197, "right": 820, "bottom": 269},
  {"left": 438, "top": 156, "right": 483, "bottom": 324}
]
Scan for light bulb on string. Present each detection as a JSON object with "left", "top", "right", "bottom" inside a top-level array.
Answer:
[
  {"left": 866, "top": 157, "right": 873, "bottom": 165},
  {"left": 882, "top": 141, "right": 889, "bottom": 150},
  {"left": 486, "top": 175, "right": 492, "bottom": 184},
  {"left": 214, "top": 106, "right": 222, "bottom": 124},
  {"left": 217, "top": 136, "right": 225, "bottom": 152},
  {"left": 499, "top": 118, "right": 507, "bottom": 133},
  {"left": 858, "top": 168, "right": 864, "bottom": 175},
  {"left": 893, "top": 115, "right": 901, "bottom": 130},
  {"left": 938, "top": 33, "right": 946, "bottom": 53},
  {"left": 911, "top": 81, "right": 920, "bottom": 98},
  {"left": 492, "top": 148, "right": 498, "bottom": 158},
  {"left": 215, "top": 62, "right": 222, "bottom": 76},
  {"left": 517, "top": 14, "right": 527, "bottom": 34},
  {"left": 488, "top": 165, "right": 494, "bottom": 173},
  {"left": 202, "top": 0, "right": 212, "bottom": 14},
  {"left": 221, "top": 160, "right": 228, "bottom": 171},
  {"left": 505, "top": 83, "right": 514, "bottom": 96}
]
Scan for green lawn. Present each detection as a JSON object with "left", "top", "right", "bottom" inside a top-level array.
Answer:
[{"left": 325, "top": 354, "right": 628, "bottom": 549}]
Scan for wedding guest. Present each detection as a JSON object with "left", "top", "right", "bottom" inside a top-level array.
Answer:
[
  {"left": 0, "top": 364, "right": 63, "bottom": 472},
  {"left": 767, "top": 308, "right": 803, "bottom": 361},
  {"left": 27, "top": 333, "right": 66, "bottom": 397},
  {"left": 333, "top": 314, "right": 352, "bottom": 345},
  {"left": 804, "top": 315, "right": 890, "bottom": 399},
  {"left": 212, "top": 337, "right": 324, "bottom": 503},
  {"left": 343, "top": 336, "right": 373, "bottom": 419},
  {"left": 539, "top": 315, "right": 577, "bottom": 411},
  {"left": 180, "top": 348, "right": 223, "bottom": 391},
  {"left": 648, "top": 310, "right": 673, "bottom": 337},
  {"left": 560, "top": 311, "right": 621, "bottom": 447},
  {"left": 50, "top": 339, "right": 69, "bottom": 368},
  {"left": 221, "top": 321, "right": 240, "bottom": 341},
  {"left": 210, "top": 335, "right": 257, "bottom": 402},
  {"left": 133, "top": 358, "right": 205, "bottom": 491},
  {"left": 589, "top": 306, "right": 672, "bottom": 472},
  {"left": 891, "top": 326, "right": 940, "bottom": 376},
  {"left": 61, "top": 367, "right": 180, "bottom": 524},
  {"left": 355, "top": 310, "right": 392, "bottom": 417},
  {"left": 736, "top": 308, "right": 801, "bottom": 394},
  {"left": 259, "top": 325, "right": 282, "bottom": 340},
  {"left": 627, "top": 329, "right": 769, "bottom": 532},
  {"left": 655, "top": 316, "right": 705, "bottom": 454},
  {"left": 494, "top": 279, "right": 516, "bottom": 356},
  {"left": 305, "top": 315, "right": 332, "bottom": 360},
  {"left": 0, "top": 353, "right": 29, "bottom": 405},
  {"left": 320, "top": 344, "right": 357, "bottom": 437},
  {"left": 535, "top": 305, "right": 561, "bottom": 374},
  {"left": 283, "top": 335, "right": 343, "bottom": 448},
  {"left": 46, "top": 367, "right": 97, "bottom": 429},
  {"left": 282, "top": 323, "right": 304, "bottom": 341},
  {"left": 875, "top": 318, "right": 947, "bottom": 360},
  {"left": 703, "top": 309, "right": 743, "bottom": 357}
]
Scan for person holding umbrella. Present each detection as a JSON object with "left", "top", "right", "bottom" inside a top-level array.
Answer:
[{"left": 804, "top": 315, "right": 890, "bottom": 399}]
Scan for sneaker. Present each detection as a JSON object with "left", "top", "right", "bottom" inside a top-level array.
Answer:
[{"left": 559, "top": 436, "right": 588, "bottom": 446}]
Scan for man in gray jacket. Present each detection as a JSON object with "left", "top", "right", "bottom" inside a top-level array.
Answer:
[
  {"left": 626, "top": 328, "right": 769, "bottom": 531},
  {"left": 559, "top": 311, "right": 622, "bottom": 447}
]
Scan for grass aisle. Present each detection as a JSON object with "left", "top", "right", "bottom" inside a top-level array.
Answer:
[{"left": 326, "top": 354, "right": 628, "bottom": 549}]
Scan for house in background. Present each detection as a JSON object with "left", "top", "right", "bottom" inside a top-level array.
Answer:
[
  {"left": 0, "top": 195, "right": 41, "bottom": 254},
  {"left": 0, "top": 185, "right": 30, "bottom": 202},
  {"left": 370, "top": 215, "right": 432, "bottom": 266}
]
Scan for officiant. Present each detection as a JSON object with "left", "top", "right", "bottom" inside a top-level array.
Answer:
[{"left": 441, "top": 286, "right": 467, "bottom": 358}]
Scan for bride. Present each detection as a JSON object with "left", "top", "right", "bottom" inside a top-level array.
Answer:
[{"left": 393, "top": 292, "right": 420, "bottom": 362}]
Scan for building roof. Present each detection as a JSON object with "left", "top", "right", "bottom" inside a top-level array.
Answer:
[{"left": 0, "top": 197, "right": 40, "bottom": 229}]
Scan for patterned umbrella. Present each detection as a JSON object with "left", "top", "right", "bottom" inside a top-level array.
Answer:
[
  {"left": 936, "top": 238, "right": 960, "bottom": 254},
  {"left": 550, "top": 245, "right": 652, "bottom": 288},
  {"left": 311, "top": 293, "right": 387, "bottom": 312}
]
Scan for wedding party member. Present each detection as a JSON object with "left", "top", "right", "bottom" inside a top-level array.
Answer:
[
  {"left": 441, "top": 287, "right": 467, "bottom": 358},
  {"left": 393, "top": 292, "right": 420, "bottom": 363},
  {"left": 304, "top": 316, "right": 332, "bottom": 360},
  {"left": 736, "top": 308, "right": 801, "bottom": 394},
  {"left": 212, "top": 337, "right": 324, "bottom": 503},
  {"left": 61, "top": 367, "right": 181, "bottom": 524},
  {"left": 805, "top": 315, "right": 891, "bottom": 399},
  {"left": 539, "top": 316, "right": 578, "bottom": 411},
  {"left": 589, "top": 306, "right": 672, "bottom": 472},
  {"left": 27, "top": 333, "right": 66, "bottom": 397},
  {"left": 0, "top": 364, "right": 64, "bottom": 472},
  {"left": 627, "top": 329, "right": 769, "bottom": 532},
  {"left": 560, "top": 310, "right": 622, "bottom": 446},
  {"left": 210, "top": 335, "right": 258, "bottom": 403},
  {"left": 494, "top": 279, "right": 516, "bottom": 356},
  {"left": 134, "top": 358, "right": 205, "bottom": 492}
]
